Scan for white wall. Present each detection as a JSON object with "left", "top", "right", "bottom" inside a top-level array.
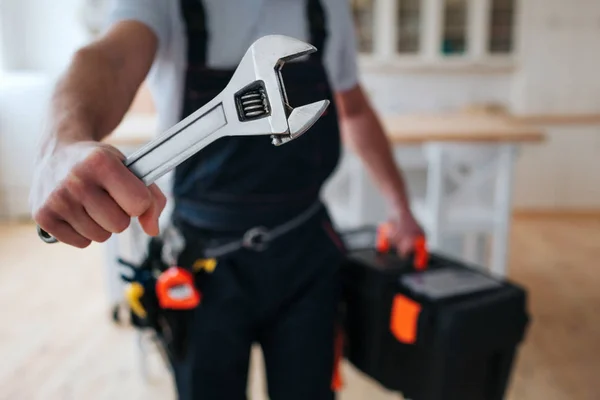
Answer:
[
  {"left": 513, "top": 125, "right": 600, "bottom": 210},
  {"left": 510, "top": 0, "right": 600, "bottom": 115},
  {"left": 0, "top": 0, "right": 90, "bottom": 219},
  {"left": 0, "top": 0, "right": 88, "bottom": 72},
  {"left": 509, "top": 0, "right": 600, "bottom": 210},
  {"left": 0, "top": 0, "right": 29, "bottom": 70},
  {"left": 0, "top": 73, "right": 55, "bottom": 219},
  {"left": 361, "top": 71, "right": 511, "bottom": 115},
  {"left": 25, "top": 0, "right": 89, "bottom": 72}
]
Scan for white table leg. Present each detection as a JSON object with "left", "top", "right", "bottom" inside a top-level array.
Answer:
[
  {"left": 137, "top": 330, "right": 150, "bottom": 382},
  {"left": 424, "top": 143, "right": 445, "bottom": 250},
  {"left": 463, "top": 233, "right": 479, "bottom": 265},
  {"left": 103, "top": 234, "right": 124, "bottom": 307},
  {"left": 491, "top": 144, "right": 517, "bottom": 277}
]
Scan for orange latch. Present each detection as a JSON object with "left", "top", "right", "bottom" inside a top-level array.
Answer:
[{"left": 390, "top": 294, "right": 422, "bottom": 344}]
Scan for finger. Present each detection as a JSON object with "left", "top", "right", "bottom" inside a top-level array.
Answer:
[
  {"left": 66, "top": 208, "right": 112, "bottom": 243},
  {"left": 84, "top": 151, "right": 153, "bottom": 218},
  {"left": 397, "top": 237, "right": 415, "bottom": 258},
  {"left": 150, "top": 183, "right": 168, "bottom": 213},
  {"left": 53, "top": 192, "right": 111, "bottom": 243},
  {"left": 36, "top": 213, "right": 91, "bottom": 248},
  {"left": 82, "top": 187, "right": 131, "bottom": 234},
  {"left": 138, "top": 184, "right": 167, "bottom": 236}
]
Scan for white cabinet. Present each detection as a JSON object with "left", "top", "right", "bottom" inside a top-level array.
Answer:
[{"left": 350, "top": 0, "right": 518, "bottom": 69}]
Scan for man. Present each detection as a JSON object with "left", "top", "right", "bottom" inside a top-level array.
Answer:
[{"left": 30, "top": 1, "right": 424, "bottom": 399}]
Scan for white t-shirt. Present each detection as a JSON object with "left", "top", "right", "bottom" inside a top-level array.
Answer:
[{"left": 106, "top": 0, "right": 360, "bottom": 133}]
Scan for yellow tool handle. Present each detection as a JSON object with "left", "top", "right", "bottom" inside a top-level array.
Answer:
[
  {"left": 193, "top": 258, "right": 217, "bottom": 273},
  {"left": 125, "top": 282, "right": 147, "bottom": 318}
]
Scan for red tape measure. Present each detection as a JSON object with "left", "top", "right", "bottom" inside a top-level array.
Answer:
[{"left": 156, "top": 267, "right": 201, "bottom": 310}]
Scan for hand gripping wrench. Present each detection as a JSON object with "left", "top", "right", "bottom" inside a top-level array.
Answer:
[{"left": 37, "top": 35, "right": 330, "bottom": 244}]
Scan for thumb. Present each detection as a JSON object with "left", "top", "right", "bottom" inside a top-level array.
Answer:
[{"left": 138, "top": 184, "right": 167, "bottom": 236}]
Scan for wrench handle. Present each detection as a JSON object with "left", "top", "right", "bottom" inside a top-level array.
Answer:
[
  {"left": 37, "top": 102, "right": 228, "bottom": 244},
  {"left": 125, "top": 103, "right": 227, "bottom": 186}
]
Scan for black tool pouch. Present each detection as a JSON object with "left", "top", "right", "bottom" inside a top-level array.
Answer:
[
  {"left": 118, "top": 232, "right": 202, "bottom": 363},
  {"left": 118, "top": 236, "right": 167, "bottom": 330}
]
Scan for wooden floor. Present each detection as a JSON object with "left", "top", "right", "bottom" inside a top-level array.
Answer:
[{"left": 0, "top": 217, "right": 599, "bottom": 400}]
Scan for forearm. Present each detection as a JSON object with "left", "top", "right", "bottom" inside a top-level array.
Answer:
[
  {"left": 38, "top": 22, "right": 156, "bottom": 159},
  {"left": 339, "top": 104, "right": 412, "bottom": 213},
  {"left": 40, "top": 51, "right": 128, "bottom": 158}
]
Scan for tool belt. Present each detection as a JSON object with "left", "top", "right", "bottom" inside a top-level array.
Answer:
[{"left": 116, "top": 201, "right": 323, "bottom": 363}]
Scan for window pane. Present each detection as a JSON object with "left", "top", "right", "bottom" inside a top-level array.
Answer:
[
  {"left": 350, "top": 0, "right": 375, "bottom": 53},
  {"left": 442, "top": 0, "right": 468, "bottom": 55},
  {"left": 489, "top": 0, "right": 515, "bottom": 53},
  {"left": 397, "top": 0, "right": 421, "bottom": 53}
]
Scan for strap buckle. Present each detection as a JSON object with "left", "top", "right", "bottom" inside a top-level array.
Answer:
[{"left": 242, "top": 226, "right": 270, "bottom": 251}]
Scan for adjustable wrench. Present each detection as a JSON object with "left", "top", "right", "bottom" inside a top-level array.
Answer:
[{"left": 37, "top": 35, "right": 330, "bottom": 244}]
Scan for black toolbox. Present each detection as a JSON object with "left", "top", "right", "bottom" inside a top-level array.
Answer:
[{"left": 340, "top": 227, "right": 530, "bottom": 400}]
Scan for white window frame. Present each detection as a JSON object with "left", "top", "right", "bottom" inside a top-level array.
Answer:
[{"left": 357, "top": 0, "right": 518, "bottom": 72}]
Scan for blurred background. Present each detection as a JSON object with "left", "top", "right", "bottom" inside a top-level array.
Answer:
[{"left": 0, "top": 0, "right": 599, "bottom": 399}]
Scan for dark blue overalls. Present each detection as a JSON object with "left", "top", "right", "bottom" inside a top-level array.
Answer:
[{"left": 169, "top": 1, "right": 347, "bottom": 399}]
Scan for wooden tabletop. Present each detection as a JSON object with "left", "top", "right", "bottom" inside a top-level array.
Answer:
[
  {"left": 106, "top": 111, "right": 546, "bottom": 148},
  {"left": 382, "top": 113, "right": 545, "bottom": 144},
  {"left": 105, "top": 114, "right": 158, "bottom": 147}
]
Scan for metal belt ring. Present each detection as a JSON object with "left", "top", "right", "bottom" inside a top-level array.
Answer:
[{"left": 242, "top": 226, "right": 270, "bottom": 252}]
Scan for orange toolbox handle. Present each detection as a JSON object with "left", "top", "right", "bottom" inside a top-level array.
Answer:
[{"left": 376, "top": 223, "right": 429, "bottom": 271}]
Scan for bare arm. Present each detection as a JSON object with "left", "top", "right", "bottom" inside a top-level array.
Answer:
[
  {"left": 31, "top": 21, "right": 166, "bottom": 248},
  {"left": 41, "top": 21, "right": 156, "bottom": 149},
  {"left": 335, "top": 84, "right": 424, "bottom": 254},
  {"left": 335, "top": 85, "right": 411, "bottom": 211}
]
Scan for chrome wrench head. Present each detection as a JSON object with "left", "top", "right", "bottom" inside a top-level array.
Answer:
[{"left": 226, "top": 35, "right": 330, "bottom": 145}]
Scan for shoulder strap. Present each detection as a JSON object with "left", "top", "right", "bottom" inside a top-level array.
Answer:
[
  {"left": 180, "top": 0, "right": 209, "bottom": 66},
  {"left": 179, "top": 0, "right": 329, "bottom": 65},
  {"left": 307, "top": 0, "right": 328, "bottom": 59}
]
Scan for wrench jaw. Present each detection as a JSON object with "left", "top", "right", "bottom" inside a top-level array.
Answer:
[
  {"left": 250, "top": 35, "right": 317, "bottom": 69},
  {"left": 227, "top": 35, "right": 330, "bottom": 145},
  {"left": 271, "top": 100, "right": 330, "bottom": 146}
]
